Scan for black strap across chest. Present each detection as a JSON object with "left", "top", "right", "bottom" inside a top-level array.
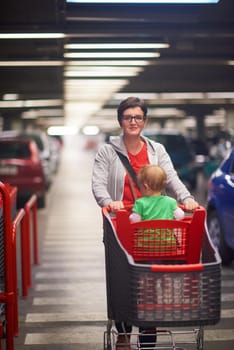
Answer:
[{"left": 115, "top": 150, "right": 140, "bottom": 190}]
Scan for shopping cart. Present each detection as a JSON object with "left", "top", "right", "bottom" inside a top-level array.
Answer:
[{"left": 102, "top": 206, "right": 221, "bottom": 350}]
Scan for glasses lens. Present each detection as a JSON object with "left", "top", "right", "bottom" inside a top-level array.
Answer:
[
  {"left": 135, "top": 116, "right": 144, "bottom": 121},
  {"left": 122, "top": 115, "right": 144, "bottom": 122}
]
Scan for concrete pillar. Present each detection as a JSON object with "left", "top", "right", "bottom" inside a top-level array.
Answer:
[
  {"left": 226, "top": 109, "right": 234, "bottom": 129},
  {"left": 194, "top": 113, "right": 206, "bottom": 141}
]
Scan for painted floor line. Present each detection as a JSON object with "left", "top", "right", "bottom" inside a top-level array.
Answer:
[
  {"left": 33, "top": 297, "right": 106, "bottom": 305},
  {"left": 34, "top": 282, "right": 104, "bottom": 291},
  {"left": 35, "top": 271, "right": 104, "bottom": 279},
  {"left": 26, "top": 312, "right": 107, "bottom": 323},
  {"left": 25, "top": 310, "right": 234, "bottom": 323},
  {"left": 38, "top": 262, "right": 104, "bottom": 268},
  {"left": 24, "top": 329, "right": 234, "bottom": 345},
  {"left": 31, "top": 293, "right": 234, "bottom": 305}
]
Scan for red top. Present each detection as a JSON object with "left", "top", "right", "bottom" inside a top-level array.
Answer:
[{"left": 123, "top": 142, "right": 149, "bottom": 206}]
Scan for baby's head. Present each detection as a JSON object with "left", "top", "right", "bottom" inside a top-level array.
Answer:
[{"left": 137, "top": 165, "right": 167, "bottom": 194}]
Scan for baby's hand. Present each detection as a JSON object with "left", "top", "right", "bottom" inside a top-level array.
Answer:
[{"left": 129, "top": 212, "right": 142, "bottom": 223}]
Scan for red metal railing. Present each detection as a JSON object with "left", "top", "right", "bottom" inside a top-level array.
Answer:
[
  {"left": 21, "top": 194, "right": 38, "bottom": 297},
  {"left": 0, "top": 182, "right": 39, "bottom": 350},
  {"left": 12, "top": 208, "right": 25, "bottom": 336},
  {"left": 0, "top": 181, "right": 15, "bottom": 350}
]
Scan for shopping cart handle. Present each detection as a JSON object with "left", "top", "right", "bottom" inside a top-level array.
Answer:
[
  {"left": 179, "top": 204, "right": 204, "bottom": 212},
  {"left": 150, "top": 263, "right": 204, "bottom": 272}
]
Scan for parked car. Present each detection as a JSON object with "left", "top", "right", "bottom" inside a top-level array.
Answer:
[
  {"left": 143, "top": 129, "right": 198, "bottom": 190},
  {"left": 48, "top": 136, "right": 61, "bottom": 174},
  {"left": 203, "top": 136, "right": 233, "bottom": 180},
  {"left": 0, "top": 138, "right": 47, "bottom": 208},
  {"left": 0, "top": 130, "right": 53, "bottom": 188},
  {"left": 207, "top": 147, "right": 234, "bottom": 265}
]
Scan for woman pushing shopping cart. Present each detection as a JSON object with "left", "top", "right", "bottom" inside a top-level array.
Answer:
[{"left": 92, "top": 97, "right": 221, "bottom": 349}]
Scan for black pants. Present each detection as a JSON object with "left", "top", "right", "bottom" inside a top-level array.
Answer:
[{"left": 115, "top": 321, "right": 157, "bottom": 348}]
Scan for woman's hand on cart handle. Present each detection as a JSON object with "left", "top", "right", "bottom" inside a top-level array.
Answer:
[
  {"left": 108, "top": 200, "right": 124, "bottom": 212},
  {"left": 182, "top": 198, "right": 199, "bottom": 211}
]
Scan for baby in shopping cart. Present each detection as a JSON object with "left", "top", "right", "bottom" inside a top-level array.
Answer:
[
  {"left": 130, "top": 164, "right": 185, "bottom": 223},
  {"left": 129, "top": 165, "right": 185, "bottom": 253}
]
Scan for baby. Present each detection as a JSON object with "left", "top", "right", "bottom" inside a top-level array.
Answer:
[{"left": 130, "top": 164, "right": 185, "bottom": 222}]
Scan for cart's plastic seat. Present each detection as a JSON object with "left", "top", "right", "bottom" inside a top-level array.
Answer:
[{"left": 115, "top": 206, "right": 206, "bottom": 264}]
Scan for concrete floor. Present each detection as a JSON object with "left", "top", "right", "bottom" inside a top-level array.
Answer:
[
  {"left": 8, "top": 134, "right": 234, "bottom": 350},
  {"left": 14, "top": 135, "right": 106, "bottom": 349}
]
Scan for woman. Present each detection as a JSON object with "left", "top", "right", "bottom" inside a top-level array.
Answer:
[{"left": 92, "top": 96, "right": 198, "bottom": 349}]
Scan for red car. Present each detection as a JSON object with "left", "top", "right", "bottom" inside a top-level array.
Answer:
[{"left": 0, "top": 138, "right": 46, "bottom": 208}]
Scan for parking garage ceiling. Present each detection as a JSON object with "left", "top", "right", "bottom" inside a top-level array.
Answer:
[{"left": 0, "top": 0, "right": 234, "bottom": 131}]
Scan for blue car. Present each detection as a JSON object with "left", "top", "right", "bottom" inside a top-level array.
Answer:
[{"left": 207, "top": 147, "right": 234, "bottom": 265}]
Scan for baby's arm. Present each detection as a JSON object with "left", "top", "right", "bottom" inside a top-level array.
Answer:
[
  {"left": 129, "top": 212, "right": 142, "bottom": 223},
  {"left": 174, "top": 207, "right": 185, "bottom": 220}
]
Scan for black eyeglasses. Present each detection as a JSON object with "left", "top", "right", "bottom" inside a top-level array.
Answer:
[{"left": 122, "top": 115, "right": 145, "bottom": 122}]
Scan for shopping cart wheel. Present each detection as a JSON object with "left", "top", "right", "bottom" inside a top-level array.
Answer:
[
  {"left": 104, "top": 330, "right": 112, "bottom": 350},
  {"left": 104, "top": 319, "right": 113, "bottom": 350},
  {"left": 104, "top": 334, "right": 112, "bottom": 350},
  {"left": 196, "top": 327, "right": 204, "bottom": 350}
]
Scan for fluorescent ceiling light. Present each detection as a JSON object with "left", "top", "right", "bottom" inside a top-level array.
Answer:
[
  {"left": 3, "top": 93, "right": 19, "bottom": 100},
  {"left": 206, "top": 92, "right": 234, "bottom": 99},
  {"left": 68, "top": 33, "right": 165, "bottom": 38},
  {"left": 65, "top": 43, "right": 169, "bottom": 49},
  {"left": 82, "top": 125, "right": 100, "bottom": 136},
  {"left": 161, "top": 92, "right": 204, "bottom": 99},
  {"left": 21, "top": 109, "right": 64, "bottom": 118},
  {"left": 64, "top": 52, "right": 160, "bottom": 58},
  {"left": 64, "top": 79, "right": 128, "bottom": 88},
  {"left": 0, "top": 100, "right": 24, "bottom": 108},
  {"left": 67, "top": 1, "right": 220, "bottom": 3},
  {"left": 115, "top": 92, "right": 159, "bottom": 100},
  {"left": 0, "top": 61, "right": 64, "bottom": 67},
  {"left": 64, "top": 71, "right": 140, "bottom": 77},
  {"left": 64, "top": 79, "right": 129, "bottom": 102},
  {"left": 0, "top": 99, "right": 63, "bottom": 108},
  {"left": 67, "top": 60, "right": 149, "bottom": 66},
  {"left": 0, "top": 33, "right": 65, "bottom": 39},
  {"left": 115, "top": 91, "right": 234, "bottom": 100},
  {"left": 24, "top": 100, "right": 63, "bottom": 107},
  {"left": 64, "top": 66, "right": 143, "bottom": 77},
  {"left": 64, "top": 66, "right": 141, "bottom": 71},
  {"left": 47, "top": 126, "right": 78, "bottom": 136},
  {"left": 150, "top": 108, "right": 185, "bottom": 117}
]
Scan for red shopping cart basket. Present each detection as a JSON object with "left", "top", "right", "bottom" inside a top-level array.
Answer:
[
  {"left": 114, "top": 206, "right": 206, "bottom": 264},
  {"left": 102, "top": 205, "right": 221, "bottom": 329}
]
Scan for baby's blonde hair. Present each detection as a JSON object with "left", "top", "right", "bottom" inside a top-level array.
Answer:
[{"left": 137, "top": 165, "right": 167, "bottom": 192}]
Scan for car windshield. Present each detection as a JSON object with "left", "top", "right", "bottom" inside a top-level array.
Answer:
[
  {"left": 20, "top": 134, "right": 44, "bottom": 151},
  {"left": 0, "top": 143, "right": 31, "bottom": 159}
]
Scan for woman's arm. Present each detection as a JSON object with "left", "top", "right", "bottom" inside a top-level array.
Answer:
[{"left": 92, "top": 144, "right": 113, "bottom": 207}]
